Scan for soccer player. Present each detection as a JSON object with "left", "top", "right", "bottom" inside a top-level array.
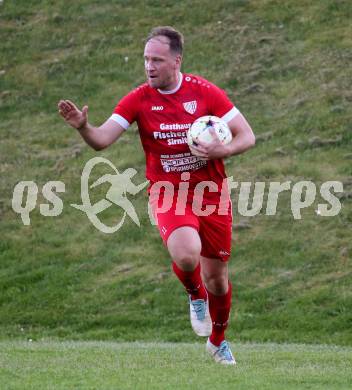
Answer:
[{"left": 58, "top": 26, "right": 255, "bottom": 365}]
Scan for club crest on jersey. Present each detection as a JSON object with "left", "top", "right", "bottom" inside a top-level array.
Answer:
[{"left": 183, "top": 101, "right": 197, "bottom": 115}]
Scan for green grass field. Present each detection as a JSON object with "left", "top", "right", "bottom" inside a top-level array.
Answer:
[
  {"left": 1, "top": 3, "right": 352, "bottom": 387},
  {"left": 1, "top": 341, "right": 352, "bottom": 389}
]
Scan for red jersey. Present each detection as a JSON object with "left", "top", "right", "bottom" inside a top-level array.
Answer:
[{"left": 111, "top": 73, "right": 239, "bottom": 190}]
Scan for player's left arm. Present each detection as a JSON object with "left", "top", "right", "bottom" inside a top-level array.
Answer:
[
  {"left": 224, "top": 112, "right": 256, "bottom": 157},
  {"left": 189, "top": 112, "right": 255, "bottom": 160}
]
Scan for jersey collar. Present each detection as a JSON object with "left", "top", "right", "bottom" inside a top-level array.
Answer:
[{"left": 157, "top": 72, "right": 183, "bottom": 95}]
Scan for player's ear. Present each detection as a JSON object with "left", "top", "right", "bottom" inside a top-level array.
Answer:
[{"left": 175, "top": 54, "right": 182, "bottom": 69}]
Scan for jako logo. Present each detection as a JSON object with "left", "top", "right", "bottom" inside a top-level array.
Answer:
[{"left": 152, "top": 106, "right": 164, "bottom": 111}]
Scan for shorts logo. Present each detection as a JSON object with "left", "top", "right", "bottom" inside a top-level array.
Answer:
[
  {"left": 183, "top": 101, "right": 197, "bottom": 115},
  {"left": 152, "top": 106, "right": 164, "bottom": 111},
  {"left": 219, "top": 250, "right": 230, "bottom": 257}
]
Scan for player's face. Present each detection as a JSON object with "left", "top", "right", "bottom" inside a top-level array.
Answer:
[{"left": 144, "top": 36, "right": 181, "bottom": 90}]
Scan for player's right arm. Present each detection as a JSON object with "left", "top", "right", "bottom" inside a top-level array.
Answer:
[{"left": 58, "top": 99, "right": 125, "bottom": 151}]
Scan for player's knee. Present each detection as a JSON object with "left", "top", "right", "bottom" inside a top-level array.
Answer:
[
  {"left": 171, "top": 246, "right": 201, "bottom": 271},
  {"left": 204, "top": 275, "right": 228, "bottom": 295}
]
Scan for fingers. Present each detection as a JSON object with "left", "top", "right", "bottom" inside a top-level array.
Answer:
[
  {"left": 65, "top": 99, "right": 79, "bottom": 111},
  {"left": 208, "top": 127, "right": 219, "bottom": 140},
  {"left": 189, "top": 144, "right": 209, "bottom": 159},
  {"left": 82, "top": 105, "right": 88, "bottom": 119},
  {"left": 58, "top": 102, "right": 66, "bottom": 118},
  {"left": 194, "top": 140, "right": 208, "bottom": 150},
  {"left": 58, "top": 100, "right": 72, "bottom": 117},
  {"left": 58, "top": 109, "right": 66, "bottom": 118},
  {"left": 58, "top": 100, "right": 70, "bottom": 111},
  {"left": 189, "top": 132, "right": 224, "bottom": 160},
  {"left": 57, "top": 99, "right": 80, "bottom": 116}
]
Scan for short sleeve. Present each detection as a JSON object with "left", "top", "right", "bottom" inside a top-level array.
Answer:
[
  {"left": 110, "top": 88, "right": 141, "bottom": 130},
  {"left": 207, "top": 83, "right": 239, "bottom": 123}
]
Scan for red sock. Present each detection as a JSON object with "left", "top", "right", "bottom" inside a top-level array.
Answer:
[
  {"left": 172, "top": 261, "right": 207, "bottom": 301},
  {"left": 208, "top": 281, "right": 232, "bottom": 346}
]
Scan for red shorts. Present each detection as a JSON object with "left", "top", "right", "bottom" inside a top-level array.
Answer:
[{"left": 149, "top": 185, "right": 233, "bottom": 262}]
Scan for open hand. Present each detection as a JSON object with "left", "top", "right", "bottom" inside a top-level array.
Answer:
[{"left": 58, "top": 99, "right": 88, "bottom": 130}]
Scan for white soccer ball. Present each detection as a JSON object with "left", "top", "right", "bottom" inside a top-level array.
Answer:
[{"left": 187, "top": 115, "right": 232, "bottom": 147}]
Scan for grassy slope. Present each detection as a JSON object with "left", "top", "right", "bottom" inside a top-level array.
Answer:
[
  {"left": 0, "top": 0, "right": 351, "bottom": 344},
  {"left": 1, "top": 341, "right": 352, "bottom": 390}
]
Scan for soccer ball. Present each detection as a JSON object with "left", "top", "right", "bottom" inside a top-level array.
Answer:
[{"left": 187, "top": 115, "right": 232, "bottom": 146}]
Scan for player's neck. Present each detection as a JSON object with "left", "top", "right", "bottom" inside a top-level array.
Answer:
[{"left": 158, "top": 72, "right": 183, "bottom": 94}]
